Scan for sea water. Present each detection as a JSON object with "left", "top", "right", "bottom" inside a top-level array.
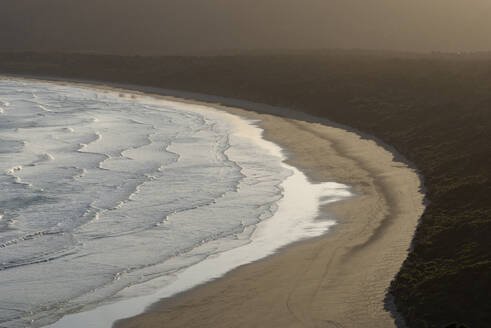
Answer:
[{"left": 0, "top": 78, "right": 352, "bottom": 328}]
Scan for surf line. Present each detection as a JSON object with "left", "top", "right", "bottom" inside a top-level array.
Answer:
[{"left": 41, "top": 88, "right": 353, "bottom": 328}]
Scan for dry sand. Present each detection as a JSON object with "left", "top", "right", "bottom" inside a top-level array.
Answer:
[{"left": 2, "top": 76, "right": 425, "bottom": 328}]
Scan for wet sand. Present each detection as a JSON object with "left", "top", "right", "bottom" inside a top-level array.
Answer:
[{"left": 2, "top": 76, "right": 425, "bottom": 327}]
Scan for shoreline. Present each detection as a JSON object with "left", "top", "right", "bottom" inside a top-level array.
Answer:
[{"left": 2, "top": 75, "right": 425, "bottom": 327}]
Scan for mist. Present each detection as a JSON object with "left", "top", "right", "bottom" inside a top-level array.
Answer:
[{"left": 1, "top": 0, "right": 491, "bottom": 55}]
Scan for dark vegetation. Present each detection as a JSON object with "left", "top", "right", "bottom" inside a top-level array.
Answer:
[{"left": 1, "top": 51, "right": 490, "bottom": 328}]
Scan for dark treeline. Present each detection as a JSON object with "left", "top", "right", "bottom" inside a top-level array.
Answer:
[{"left": 0, "top": 51, "right": 490, "bottom": 328}]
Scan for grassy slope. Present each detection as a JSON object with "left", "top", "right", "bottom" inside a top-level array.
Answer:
[{"left": 1, "top": 52, "right": 490, "bottom": 328}]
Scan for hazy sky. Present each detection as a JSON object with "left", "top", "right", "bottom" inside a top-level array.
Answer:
[{"left": 1, "top": 0, "right": 491, "bottom": 54}]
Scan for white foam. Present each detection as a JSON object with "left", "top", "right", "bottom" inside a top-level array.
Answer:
[
  {"left": 6, "top": 165, "right": 22, "bottom": 175},
  {"left": 38, "top": 105, "right": 52, "bottom": 112},
  {"left": 47, "top": 95, "right": 353, "bottom": 328}
]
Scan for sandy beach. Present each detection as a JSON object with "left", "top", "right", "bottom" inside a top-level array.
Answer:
[
  {"left": 2, "top": 76, "right": 425, "bottom": 327},
  {"left": 108, "top": 88, "right": 425, "bottom": 327}
]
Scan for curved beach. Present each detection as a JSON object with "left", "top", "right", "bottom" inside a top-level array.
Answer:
[
  {"left": 2, "top": 77, "right": 425, "bottom": 327},
  {"left": 108, "top": 85, "right": 425, "bottom": 328}
]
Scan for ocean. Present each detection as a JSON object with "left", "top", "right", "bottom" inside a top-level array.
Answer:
[{"left": 0, "top": 78, "right": 352, "bottom": 327}]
